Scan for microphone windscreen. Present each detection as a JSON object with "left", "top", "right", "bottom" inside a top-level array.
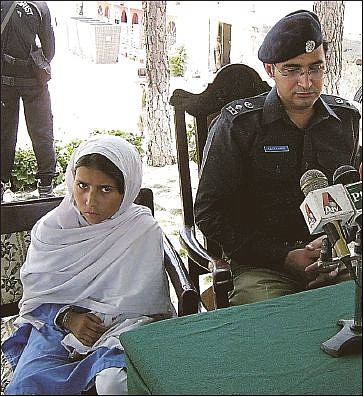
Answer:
[
  {"left": 300, "top": 169, "right": 328, "bottom": 196},
  {"left": 333, "top": 165, "right": 360, "bottom": 185}
]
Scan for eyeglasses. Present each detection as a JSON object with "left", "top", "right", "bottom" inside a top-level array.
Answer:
[{"left": 273, "top": 64, "right": 327, "bottom": 80}]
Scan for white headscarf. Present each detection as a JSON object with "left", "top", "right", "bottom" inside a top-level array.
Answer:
[{"left": 18, "top": 135, "right": 172, "bottom": 319}]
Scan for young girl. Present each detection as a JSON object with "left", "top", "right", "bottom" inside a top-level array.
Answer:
[{"left": 2, "top": 135, "right": 173, "bottom": 395}]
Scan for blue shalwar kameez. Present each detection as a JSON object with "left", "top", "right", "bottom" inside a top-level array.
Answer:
[{"left": 2, "top": 304, "right": 125, "bottom": 395}]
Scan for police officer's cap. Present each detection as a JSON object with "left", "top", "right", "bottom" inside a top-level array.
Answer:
[{"left": 258, "top": 10, "right": 323, "bottom": 63}]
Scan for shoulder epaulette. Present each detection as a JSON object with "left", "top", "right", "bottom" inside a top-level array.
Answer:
[
  {"left": 223, "top": 94, "right": 266, "bottom": 120},
  {"left": 321, "top": 94, "right": 360, "bottom": 112}
]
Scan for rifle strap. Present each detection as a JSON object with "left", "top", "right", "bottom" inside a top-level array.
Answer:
[{"left": 1, "top": 2, "right": 17, "bottom": 35}]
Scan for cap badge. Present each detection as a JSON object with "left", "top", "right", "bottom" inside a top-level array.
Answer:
[{"left": 305, "top": 40, "right": 315, "bottom": 53}]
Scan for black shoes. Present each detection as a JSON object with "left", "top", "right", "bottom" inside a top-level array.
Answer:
[
  {"left": 37, "top": 182, "right": 55, "bottom": 198},
  {"left": 1, "top": 180, "right": 55, "bottom": 201}
]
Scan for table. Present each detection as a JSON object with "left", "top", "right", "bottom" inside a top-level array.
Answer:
[{"left": 119, "top": 281, "right": 362, "bottom": 395}]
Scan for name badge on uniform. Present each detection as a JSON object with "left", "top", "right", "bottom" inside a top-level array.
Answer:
[{"left": 264, "top": 145, "right": 289, "bottom": 153}]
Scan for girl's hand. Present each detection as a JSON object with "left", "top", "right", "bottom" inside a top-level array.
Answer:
[{"left": 65, "top": 311, "right": 107, "bottom": 347}]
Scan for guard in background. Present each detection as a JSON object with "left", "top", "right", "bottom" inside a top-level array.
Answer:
[
  {"left": 1, "top": 1, "right": 57, "bottom": 200},
  {"left": 194, "top": 10, "right": 361, "bottom": 306}
]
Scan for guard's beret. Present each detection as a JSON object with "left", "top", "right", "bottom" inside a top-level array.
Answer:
[{"left": 258, "top": 10, "right": 323, "bottom": 63}]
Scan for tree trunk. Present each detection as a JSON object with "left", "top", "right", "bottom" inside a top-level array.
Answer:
[
  {"left": 313, "top": 1, "right": 345, "bottom": 95},
  {"left": 143, "top": 1, "right": 175, "bottom": 166}
]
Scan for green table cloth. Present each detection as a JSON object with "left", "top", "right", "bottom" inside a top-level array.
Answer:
[{"left": 120, "top": 281, "right": 362, "bottom": 395}]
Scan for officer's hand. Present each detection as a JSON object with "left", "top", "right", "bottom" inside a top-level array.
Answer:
[
  {"left": 305, "top": 259, "right": 338, "bottom": 274},
  {"left": 305, "top": 262, "right": 339, "bottom": 289},
  {"left": 65, "top": 312, "right": 107, "bottom": 347},
  {"left": 284, "top": 246, "right": 321, "bottom": 282},
  {"left": 304, "top": 235, "right": 326, "bottom": 251}
]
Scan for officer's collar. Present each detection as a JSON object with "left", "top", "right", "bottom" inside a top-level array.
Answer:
[
  {"left": 316, "top": 96, "right": 341, "bottom": 121},
  {"left": 262, "top": 88, "right": 282, "bottom": 124},
  {"left": 262, "top": 87, "right": 341, "bottom": 125},
  {"left": 301, "top": 96, "right": 341, "bottom": 128}
]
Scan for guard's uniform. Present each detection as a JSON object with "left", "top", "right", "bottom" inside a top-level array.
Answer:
[
  {"left": 195, "top": 88, "right": 361, "bottom": 275},
  {"left": 1, "top": 1, "right": 57, "bottom": 185}
]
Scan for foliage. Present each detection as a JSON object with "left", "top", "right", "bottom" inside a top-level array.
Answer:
[
  {"left": 186, "top": 121, "right": 197, "bottom": 163},
  {"left": 178, "top": 247, "right": 187, "bottom": 258},
  {"left": 54, "top": 139, "right": 83, "bottom": 185},
  {"left": 11, "top": 129, "right": 144, "bottom": 192},
  {"left": 12, "top": 148, "right": 38, "bottom": 191},
  {"left": 91, "top": 128, "right": 144, "bottom": 157},
  {"left": 169, "top": 45, "right": 187, "bottom": 77}
]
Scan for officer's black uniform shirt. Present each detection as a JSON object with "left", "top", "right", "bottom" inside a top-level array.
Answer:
[
  {"left": 1, "top": 1, "right": 55, "bottom": 78},
  {"left": 194, "top": 87, "right": 361, "bottom": 272}
]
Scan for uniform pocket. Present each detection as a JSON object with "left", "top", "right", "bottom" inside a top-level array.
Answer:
[{"left": 252, "top": 149, "right": 297, "bottom": 181}]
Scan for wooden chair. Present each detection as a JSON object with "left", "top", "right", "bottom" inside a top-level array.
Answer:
[
  {"left": 170, "top": 63, "right": 271, "bottom": 310},
  {"left": 1, "top": 190, "right": 199, "bottom": 394}
]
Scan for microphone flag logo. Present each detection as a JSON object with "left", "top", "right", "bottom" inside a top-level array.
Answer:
[
  {"left": 300, "top": 183, "right": 355, "bottom": 235},
  {"left": 305, "top": 203, "right": 317, "bottom": 225},
  {"left": 322, "top": 192, "right": 342, "bottom": 215}
]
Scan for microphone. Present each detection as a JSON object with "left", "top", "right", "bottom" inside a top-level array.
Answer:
[
  {"left": 333, "top": 165, "right": 362, "bottom": 229},
  {"left": 333, "top": 165, "right": 361, "bottom": 185},
  {"left": 318, "top": 236, "right": 335, "bottom": 270},
  {"left": 299, "top": 169, "right": 355, "bottom": 235},
  {"left": 300, "top": 169, "right": 356, "bottom": 280}
]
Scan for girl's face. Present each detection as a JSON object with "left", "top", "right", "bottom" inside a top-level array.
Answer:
[{"left": 73, "top": 166, "right": 124, "bottom": 224}]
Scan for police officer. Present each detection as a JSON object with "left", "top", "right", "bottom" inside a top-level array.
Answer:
[
  {"left": 194, "top": 10, "right": 361, "bottom": 305},
  {"left": 1, "top": 1, "right": 57, "bottom": 200}
]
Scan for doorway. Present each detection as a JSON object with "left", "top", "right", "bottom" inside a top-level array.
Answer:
[{"left": 218, "top": 22, "right": 231, "bottom": 67}]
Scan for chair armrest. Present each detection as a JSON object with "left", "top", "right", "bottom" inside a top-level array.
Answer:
[
  {"left": 210, "top": 258, "right": 234, "bottom": 308},
  {"left": 163, "top": 234, "right": 200, "bottom": 316},
  {"left": 1, "top": 302, "right": 20, "bottom": 318},
  {"left": 179, "top": 226, "right": 233, "bottom": 309},
  {"left": 179, "top": 225, "right": 210, "bottom": 269}
]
